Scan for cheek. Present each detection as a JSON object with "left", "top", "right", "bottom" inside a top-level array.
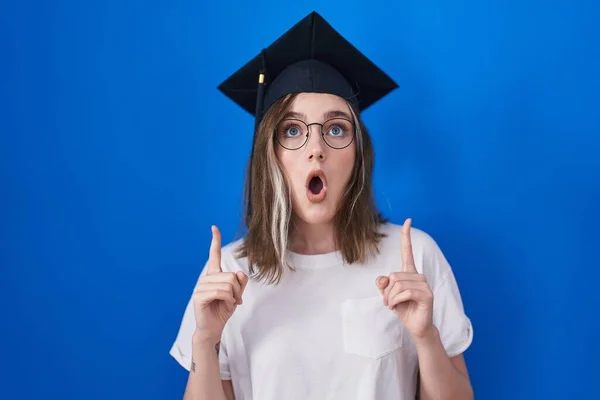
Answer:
[
  {"left": 333, "top": 149, "right": 356, "bottom": 181},
  {"left": 276, "top": 148, "right": 292, "bottom": 175},
  {"left": 277, "top": 152, "right": 303, "bottom": 187}
]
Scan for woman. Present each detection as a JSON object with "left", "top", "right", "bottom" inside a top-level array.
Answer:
[{"left": 170, "top": 11, "right": 474, "bottom": 400}]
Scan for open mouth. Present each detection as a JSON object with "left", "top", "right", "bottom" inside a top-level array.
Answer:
[
  {"left": 306, "top": 170, "right": 327, "bottom": 202},
  {"left": 309, "top": 176, "right": 324, "bottom": 194}
]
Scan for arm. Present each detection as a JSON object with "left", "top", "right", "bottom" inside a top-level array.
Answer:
[
  {"left": 183, "top": 335, "right": 234, "bottom": 400},
  {"left": 179, "top": 226, "right": 247, "bottom": 400},
  {"left": 376, "top": 220, "right": 474, "bottom": 400},
  {"left": 414, "top": 326, "right": 473, "bottom": 400}
]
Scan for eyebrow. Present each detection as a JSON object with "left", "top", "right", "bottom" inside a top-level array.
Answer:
[
  {"left": 282, "top": 111, "right": 306, "bottom": 120},
  {"left": 323, "top": 110, "right": 352, "bottom": 120},
  {"left": 282, "top": 109, "right": 353, "bottom": 121}
]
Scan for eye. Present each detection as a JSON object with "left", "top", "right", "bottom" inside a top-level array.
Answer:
[
  {"left": 285, "top": 126, "right": 302, "bottom": 137},
  {"left": 327, "top": 125, "right": 345, "bottom": 136}
]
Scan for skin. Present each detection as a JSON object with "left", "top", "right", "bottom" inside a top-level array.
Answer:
[
  {"left": 275, "top": 92, "right": 356, "bottom": 255},
  {"left": 183, "top": 93, "right": 473, "bottom": 400}
]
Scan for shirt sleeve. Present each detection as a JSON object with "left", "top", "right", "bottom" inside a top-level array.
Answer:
[
  {"left": 423, "top": 233, "right": 474, "bottom": 357},
  {"left": 169, "top": 265, "right": 232, "bottom": 380}
]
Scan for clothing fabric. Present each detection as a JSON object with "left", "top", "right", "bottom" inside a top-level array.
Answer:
[{"left": 170, "top": 222, "right": 473, "bottom": 400}]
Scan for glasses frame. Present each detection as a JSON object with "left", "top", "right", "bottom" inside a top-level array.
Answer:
[{"left": 274, "top": 118, "right": 357, "bottom": 151}]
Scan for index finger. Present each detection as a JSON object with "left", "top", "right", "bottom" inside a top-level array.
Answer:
[
  {"left": 207, "top": 225, "right": 222, "bottom": 274},
  {"left": 401, "top": 218, "right": 417, "bottom": 273}
]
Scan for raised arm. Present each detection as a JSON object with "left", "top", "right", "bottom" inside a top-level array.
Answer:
[
  {"left": 183, "top": 226, "right": 248, "bottom": 400},
  {"left": 377, "top": 219, "right": 473, "bottom": 400}
]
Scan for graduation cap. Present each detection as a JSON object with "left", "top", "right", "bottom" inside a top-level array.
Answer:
[{"left": 217, "top": 10, "right": 399, "bottom": 125}]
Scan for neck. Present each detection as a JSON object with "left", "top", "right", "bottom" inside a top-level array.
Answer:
[{"left": 288, "top": 217, "right": 337, "bottom": 255}]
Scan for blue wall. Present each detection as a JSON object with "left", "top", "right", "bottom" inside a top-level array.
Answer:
[{"left": 2, "top": 1, "right": 599, "bottom": 398}]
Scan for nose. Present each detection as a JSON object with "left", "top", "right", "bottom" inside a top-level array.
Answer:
[{"left": 307, "top": 125, "right": 326, "bottom": 161}]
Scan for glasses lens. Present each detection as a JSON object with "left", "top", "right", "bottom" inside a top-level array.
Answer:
[
  {"left": 322, "top": 118, "right": 355, "bottom": 149},
  {"left": 276, "top": 119, "right": 308, "bottom": 149}
]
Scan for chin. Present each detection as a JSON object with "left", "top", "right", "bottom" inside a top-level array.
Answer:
[{"left": 293, "top": 201, "right": 337, "bottom": 225}]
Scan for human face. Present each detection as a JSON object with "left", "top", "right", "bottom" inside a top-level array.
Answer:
[{"left": 275, "top": 93, "right": 357, "bottom": 225}]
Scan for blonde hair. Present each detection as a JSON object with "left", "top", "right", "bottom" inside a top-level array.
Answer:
[{"left": 236, "top": 93, "right": 387, "bottom": 284}]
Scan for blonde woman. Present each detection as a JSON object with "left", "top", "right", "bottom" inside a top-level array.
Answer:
[{"left": 170, "top": 11, "right": 474, "bottom": 400}]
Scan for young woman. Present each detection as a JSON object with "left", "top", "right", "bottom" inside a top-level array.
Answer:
[{"left": 170, "top": 12, "right": 474, "bottom": 400}]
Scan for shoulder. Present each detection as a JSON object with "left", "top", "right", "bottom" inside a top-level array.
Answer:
[{"left": 378, "top": 221, "right": 444, "bottom": 255}]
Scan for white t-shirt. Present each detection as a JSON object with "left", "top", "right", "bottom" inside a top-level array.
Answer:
[{"left": 170, "top": 222, "right": 473, "bottom": 400}]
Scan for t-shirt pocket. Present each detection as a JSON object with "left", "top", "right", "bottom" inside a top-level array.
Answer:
[{"left": 341, "top": 295, "right": 404, "bottom": 359}]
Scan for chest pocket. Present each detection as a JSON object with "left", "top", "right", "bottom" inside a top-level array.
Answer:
[{"left": 341, "top": 295, "right": 404, "bottom": 359}]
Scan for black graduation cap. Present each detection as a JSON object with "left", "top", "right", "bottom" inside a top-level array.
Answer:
[{"left": 217, "top": 11, "right": 399, "bottom": 125}]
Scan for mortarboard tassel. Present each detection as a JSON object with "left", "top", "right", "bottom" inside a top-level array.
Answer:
[
  {"left": 254, "top": 70, "right": 266, "bottom": 130},
  {"left": 246, "top": 50, "right": 267, "bottom": 218}
]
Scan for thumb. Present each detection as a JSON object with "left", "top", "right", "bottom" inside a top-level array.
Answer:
[
  {"left": 237, "top": 271, "right": 249, "bottom": 301},
  {"left": 376, "top": 276, "right": 389, "bottom": 293}
]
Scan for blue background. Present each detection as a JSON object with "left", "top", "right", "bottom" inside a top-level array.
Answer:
[{"left": 1, "top": 0, "right": 599, "bottom": 399}]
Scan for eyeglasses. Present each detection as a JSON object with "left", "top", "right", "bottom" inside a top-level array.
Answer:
[{"left": 274, "top": 118, "right": 356, "bottom": 150}]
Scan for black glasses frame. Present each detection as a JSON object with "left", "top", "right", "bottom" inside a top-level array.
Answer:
[{"left": 274, "top": 118, "right": 357, "bottom": 150}]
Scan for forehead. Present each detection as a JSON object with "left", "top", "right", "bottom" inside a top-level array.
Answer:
[{"left": 288, "top": 93, "right": 350, "bottom": 117}]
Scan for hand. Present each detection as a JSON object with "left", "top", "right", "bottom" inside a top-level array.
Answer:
[
  {"left": 193, "top": 225, "right": 249, "bottom": 345},
  {"left": 376, "top": 218, "right": 434, "bottom": 340}
]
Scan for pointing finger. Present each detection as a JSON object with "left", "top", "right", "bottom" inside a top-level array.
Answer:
[
  {"left": 207, "top": 225, "right": 222, "bottom": 274},
  {"left": 401, "top": 218, "right": 417, "bottom": 273}
]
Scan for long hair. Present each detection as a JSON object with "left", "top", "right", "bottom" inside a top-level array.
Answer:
[{"left": 236, "top": 93, "right": 387, "bottom": 284}]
